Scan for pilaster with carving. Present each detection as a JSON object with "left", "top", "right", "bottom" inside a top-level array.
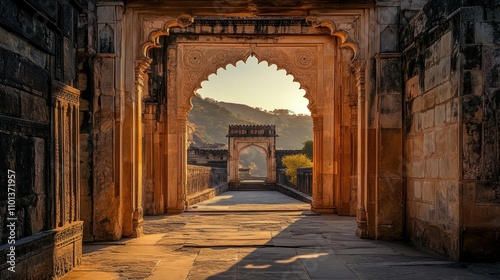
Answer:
[
  {"left": 311, "top": 116, "right": 324, "bottom": 211},
  {"left": 131, "top": 58, "right": 151, "bottom": 237},
  {"left": 353, "top": 60, "right": 369, "bottom": 238},
  {"left": 52, "top": 80, "right": 81, "bottom": 227},
  {"left": 51, "top": 80, "right": 82, "bottom": 276}
]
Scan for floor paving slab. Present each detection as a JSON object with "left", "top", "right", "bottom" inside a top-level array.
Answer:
[{"left": 61, "top": 191, "right": 500, "bottom": 280}]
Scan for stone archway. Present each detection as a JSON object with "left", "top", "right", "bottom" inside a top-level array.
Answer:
[
  {"left": 227, "top": 125, "right": 277, "bottom": 186},
  {"left": 88, "top": 4, "right": 409, "bottom": 253},
  {"left": 136, "top": 16, "right": 365, "bottom": 219},
  {"left": 164, "top": 37, "right": 336, "bottom": 214}
]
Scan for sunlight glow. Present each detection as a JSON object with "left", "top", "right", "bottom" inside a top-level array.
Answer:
[
  {"left": 244, "top": 264, "right": 271, "bottom": 269},
  {"left": 197, "top": 56, "right": 309, "bottom": 115},
  {"left": 275, "top": 253, "right": 329, "bottom": 264}
]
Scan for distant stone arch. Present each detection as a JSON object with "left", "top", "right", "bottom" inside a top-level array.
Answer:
[{"left": 227, "top": 125, "right": 277, "bottom": 186}]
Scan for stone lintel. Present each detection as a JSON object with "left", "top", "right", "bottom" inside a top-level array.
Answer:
[{"left": 52, "top": 80, "right": 81, "bottom": 105}]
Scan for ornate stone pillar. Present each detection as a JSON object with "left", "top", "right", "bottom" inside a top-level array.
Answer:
[
  {"left": 153, "top": 110, "right": 165, "bottom": 214},
  {"left": 131, "top": 58, "right": 151, "bottom": 236},
  {"left": 92, "top": 1, "right": 125, "bottom": 240},
  {"left": 143, "top": 105, "right": 160, "bottom": 215},
  {"left": 353, "top": 61, "right": 369, "bottom": 238},
  {"left": 165, "top": 45, "right": 185, "bottom": 213},
  {"left": 51, "top": 80, "right": 83, "bottom": 274},
  {"left": 311, "top": 115, "right": 324, "bottom": 211},
  {"left": 177, "top": 107, "right": 190, "bottom": 210}
]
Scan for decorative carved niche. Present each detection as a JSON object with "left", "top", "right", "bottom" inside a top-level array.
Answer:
[{"left": 98, "top": 24, "right": 114, "bottom": 53}]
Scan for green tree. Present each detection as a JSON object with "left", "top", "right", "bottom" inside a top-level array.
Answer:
[
  {"left": 281, "top": 154, "right": 313, "bottom": 185},
  {"left": 302, "top": 140, "right": 313, "bottom": 160}
]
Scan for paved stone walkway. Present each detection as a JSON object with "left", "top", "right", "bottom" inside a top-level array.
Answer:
[{"left": 62, "top": 191, "right": 500, "bottom": 280}]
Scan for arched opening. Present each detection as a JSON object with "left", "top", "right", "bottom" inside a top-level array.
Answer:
[
  {"left": 186, "top": 55, "right": 312, "bottom": 195},
  {"left": 197, "top": 55, "right": 309, "bottom": 117},
  {"left": 238, "top": 145, "right": 267, "bottom": 180},
  {"left": 140, "top": 33, "right": 350, "bottom": 216}
]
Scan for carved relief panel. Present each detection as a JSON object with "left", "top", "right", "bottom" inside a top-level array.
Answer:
[{"left": 52, "top": 80, "right": 80, "bottom": 227}]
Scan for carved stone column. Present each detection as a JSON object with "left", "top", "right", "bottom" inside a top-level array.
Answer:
[
  {"left": 143, "top": 105, "right": 157, "bottom": 215},
  {"left": 353, "top": 61, "right": 369, "bottom": 238},
  {"left": 177, "top": 107, "right": 190, "bottom": 210},
  {"left": 92, "top": 1, "right": 125, "bottom": 240},
  {"left": 311, "top": 116, "right": 324, "bottom": 211},
  {"left": 131, "top": 58, "right": 151, "bottom": 236},
  {"left": 51, "top": 80, "right": 83, "bottom": 275}
]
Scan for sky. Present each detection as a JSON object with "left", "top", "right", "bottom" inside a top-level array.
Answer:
[{"left": 196, "top": 56, "right": 310, "bottom": 115}]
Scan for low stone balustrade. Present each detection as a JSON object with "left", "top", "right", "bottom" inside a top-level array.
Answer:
[
  {"left": 186, "top": 165, "right": 228, "bottom": 206},
  {"left": 296, "top": 167, "right": 313, "bottom": 196},
  {"left": 277, "top": 167, "right": 313, "bottom": 196}
]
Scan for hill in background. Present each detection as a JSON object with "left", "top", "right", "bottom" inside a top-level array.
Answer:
[{"left": 187, "top": 95, "right": 312, "bottom": 150}]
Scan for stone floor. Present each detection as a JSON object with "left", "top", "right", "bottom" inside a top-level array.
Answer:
[{"left": 62, "top": 191, "right": 500, "bottom": 280}]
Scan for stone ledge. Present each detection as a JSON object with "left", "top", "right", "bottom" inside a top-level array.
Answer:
[
  {"left": 186, "top": 183, "right": 228, "bottom": 207},
  {"left": 0, "top": 221, "right": 83, "bottom": 279},
  {"left": 275, "top": 183, "right": 312, "bottom": 204}
]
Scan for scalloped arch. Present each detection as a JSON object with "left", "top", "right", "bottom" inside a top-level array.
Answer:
[
  {"left": 180, "top": 46, "right": 320, "bottom": 116},
  {"left": 192, "top": 54, "right": 313, "bottom": 113}
]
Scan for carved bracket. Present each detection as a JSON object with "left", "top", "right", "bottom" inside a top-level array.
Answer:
[
  {"left": 306, "top": 16, "right": 360, "bottom": 61},
  {"left": 141, "top": 14, "right": 194, "bottom": 57},
  {"left": 351, "top": 60, "right": 367, "bottom": 101}
]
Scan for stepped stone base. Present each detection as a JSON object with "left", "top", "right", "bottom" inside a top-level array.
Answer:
[
  {"left": 186, "top": 184, "right": 229, "bottom": 207},
  {"left": 0, "top": 221, "right": 83, "bottom": 279},
  {"left": 229, "top": 181, "right": 275, "bottom": 191}
]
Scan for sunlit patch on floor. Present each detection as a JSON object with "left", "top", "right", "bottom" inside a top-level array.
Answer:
[
  {"left": 275, "top": 252, "right": 329, "bottom": 264},
  {"left": 244, "top": 264, "right": 271, "bottom": 269}
]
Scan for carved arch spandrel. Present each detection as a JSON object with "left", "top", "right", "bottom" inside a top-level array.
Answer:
[{"left": 180, "top": 45, "right": 320, "bottom": 115}]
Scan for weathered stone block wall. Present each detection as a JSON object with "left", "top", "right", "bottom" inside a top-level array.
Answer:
[
  {"left": 403, "top": 0, "right": 462, "bottom": 260},
  {"left": 402, "top": 0, "right": 500, "bottom": 261},
  {"left": 0, "top": 0, "right": 89, "bottom": 277},
  {"left": 458, "top": 2, "right": 500, "bottom": 261}
]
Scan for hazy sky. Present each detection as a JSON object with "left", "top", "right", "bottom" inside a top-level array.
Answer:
[{"left": 197, "top": 56, "right": 310, "bottom": 115}]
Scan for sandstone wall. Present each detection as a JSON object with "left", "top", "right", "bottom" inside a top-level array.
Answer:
[
  {"left": 458, "top": 1, "right": 500, "bottom": 261},
  {"left": 0, "top": 0, "right": 89, "bottom": 277},
  {"left": 402, "top": 0, "right": 500, "bottom": 261}
]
